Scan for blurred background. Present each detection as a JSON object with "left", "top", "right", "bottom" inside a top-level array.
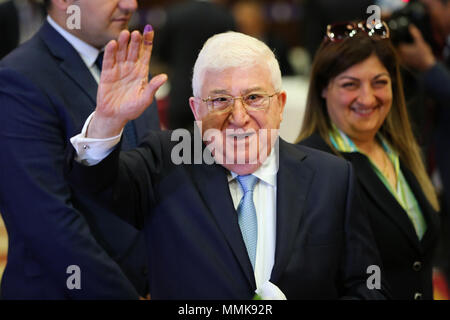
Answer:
[
  {"left": 1, "top": 0, "right": 449, "bottom": 299},
  {"left": 132, "top": 0, "right": 407, "bottom": 139}
]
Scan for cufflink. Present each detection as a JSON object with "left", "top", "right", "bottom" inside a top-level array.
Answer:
[{"left": 83, "top": 144, "right": 90, "bottom": 150}]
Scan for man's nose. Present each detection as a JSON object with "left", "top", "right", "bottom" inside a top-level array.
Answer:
[{"left": 229, "top": 98, "right": 249, "bottom": 127}]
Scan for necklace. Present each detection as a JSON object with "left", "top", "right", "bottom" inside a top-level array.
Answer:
[{"left": 381, "top": 151, "right": 397, "bottom": 188}]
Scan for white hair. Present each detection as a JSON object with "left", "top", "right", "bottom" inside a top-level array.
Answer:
[{"left": 192, "top": 31, "right": 282, "bottom": 97}]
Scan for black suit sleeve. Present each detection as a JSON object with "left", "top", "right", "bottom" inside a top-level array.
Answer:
[{"left": 66, "top": 130, "right": 170, "bottom": 229}]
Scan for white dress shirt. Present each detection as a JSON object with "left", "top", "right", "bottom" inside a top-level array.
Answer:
[
  {"left": 70, "top": 114, "right": 286, "bottom": 300},
  {"left": 46, "top": 15, "right": 102, "bottom": 83},
  {"left": 227, "top": 151, "right": 277, "bottom": 292}
]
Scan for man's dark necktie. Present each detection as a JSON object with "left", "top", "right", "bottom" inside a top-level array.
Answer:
[{"left": 95, "top": 52, "right": 138, "bottom": 148}]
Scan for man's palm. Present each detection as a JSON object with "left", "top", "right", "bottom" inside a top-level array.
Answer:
[{"left": 91, "top": 28, "right": 167, "bottom": 138}]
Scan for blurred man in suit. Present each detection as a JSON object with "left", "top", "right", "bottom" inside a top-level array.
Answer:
[{"left": 0, "top": 0, "right": 160, "bottom": 299}]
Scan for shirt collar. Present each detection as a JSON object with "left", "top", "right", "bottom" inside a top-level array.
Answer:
[
  {"left": 329, "top": 122, "right": 396, "bottom": 155},
  {"left": 227, "top": 143, "right": 278, "bottom": 187},
  {"left": 46, "top": 15, "right": 100, "bottom": 68}
]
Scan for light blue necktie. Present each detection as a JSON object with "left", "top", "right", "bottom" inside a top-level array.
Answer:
[{"left": 236, "top": 174, "right": 258, "bottom": 269}]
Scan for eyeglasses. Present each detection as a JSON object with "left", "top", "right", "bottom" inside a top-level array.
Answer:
[
  {"left": 325, "top": 20, "right": 390, "bottom": 42},
  {"left": 199, "top": 92, "right": 279, "bottom": 113}
]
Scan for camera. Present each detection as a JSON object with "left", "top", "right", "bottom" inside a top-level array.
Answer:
[{"left": 387, "top": 0, "right": 437, "bottom": 49}]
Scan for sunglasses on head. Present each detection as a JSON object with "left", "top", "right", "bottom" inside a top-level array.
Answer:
[{"left": 325, "top": 20, "right": 390, "bottom": 42}]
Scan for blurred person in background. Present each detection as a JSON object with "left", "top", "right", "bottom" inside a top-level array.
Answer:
[
  {"left": 396, "top": 0, "right": 450, "bottom": 291},
  {"left": 232, "top": 0, "right": 294, "bottom": 76},
  {"left": 154, "top": 0, "right": 235, "bottom": 130},
  {"left": 0, "top": 0, "right": 160, "bottom": 299},
  {"left": 302, "top": 0, "right": 373, "bottom": 59},
  {"left": 297, "top": 22, "right": 440, "bottom": 299},
  {"left": 0, "top": 0, "right": 46, "bottom": 59}
]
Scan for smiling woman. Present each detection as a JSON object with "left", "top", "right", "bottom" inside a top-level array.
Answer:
[
  {"left": 321, "top": 54, "right": 393, "bottom": 148},
  {"left": 296, "top": 25, "right": 440, "bottom": 300}
]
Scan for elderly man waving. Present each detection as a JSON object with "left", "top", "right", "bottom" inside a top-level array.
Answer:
[{"left": 67, "top": 27, "right": 389, "bottom": 299}]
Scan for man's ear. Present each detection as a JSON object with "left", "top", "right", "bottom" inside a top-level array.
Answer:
[
  {"left": 277, "top": 91, "right": 287, "bottom": 122},
  {"left": 189, "top": 97, "right": 202, "bottom": 121}
]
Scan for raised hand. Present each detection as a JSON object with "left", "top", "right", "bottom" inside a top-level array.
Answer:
[{"left": 88, "top": 25, "right": 167, "bottom": 138}]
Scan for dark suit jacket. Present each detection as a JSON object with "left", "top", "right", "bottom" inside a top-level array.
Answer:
[
  {"left": 0, "top": 21, "right": 160, "bottom": 299},
  {"left": 67, "top": 130, "right": 388, "bottom": 299},
  {"left": 300, "top": 133, "right": 440, "bottom": 300}
]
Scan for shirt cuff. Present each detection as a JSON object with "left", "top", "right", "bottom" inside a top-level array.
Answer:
[{"left": 70, "top": 111, "right": 122, "bottom": 166}]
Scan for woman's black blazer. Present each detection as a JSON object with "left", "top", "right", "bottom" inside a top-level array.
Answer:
[{"left": 300, "top": 133, "right": 440, "bottom": 300}]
